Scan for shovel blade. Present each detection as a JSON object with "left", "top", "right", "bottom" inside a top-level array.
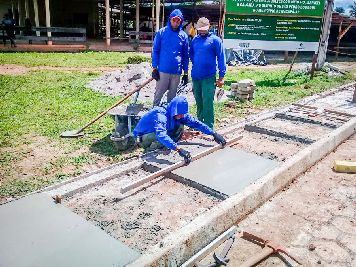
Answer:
[{"left": 60, "top": 130, "right": 84, "bottom": 138}]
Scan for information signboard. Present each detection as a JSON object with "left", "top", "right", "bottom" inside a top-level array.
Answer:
[
  {"left": 224, "top": 0, "right": 326, "bottom": 51},
  {"left": 226, "top": 0, "right": 325, "bottom": 17}
]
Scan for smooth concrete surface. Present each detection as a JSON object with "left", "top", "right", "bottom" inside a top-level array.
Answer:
[
  {"left": 129, "top": 116, "right": 356, "bottom": 267},
  {"left": 0, "top": 193, "right": 140, "bottom": 267},
  {"left": 172, "top": 148, "right": 279, "bottom": 196}
]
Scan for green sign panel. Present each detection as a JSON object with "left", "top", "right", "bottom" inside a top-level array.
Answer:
[
  {"left": 224, "top": 14, "right": 322, "bottom": 42},
  {"left": 226, "top": 0, "right": 326, "bottom": 17}
]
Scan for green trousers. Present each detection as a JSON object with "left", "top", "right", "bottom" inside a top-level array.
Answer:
[
  {"left": 139, "top": 125, "right": 184, "bottom": 151},
  {"left": 192, "top": 76, "right": 216, "bottom": 129}
]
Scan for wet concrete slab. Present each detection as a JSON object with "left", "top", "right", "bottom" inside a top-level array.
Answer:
[
  {"left": 172, "top": 148, "right": 280, "bottom": 196},
  {"left": 0, "top": 193, "right": 140, "bottom": 267}
]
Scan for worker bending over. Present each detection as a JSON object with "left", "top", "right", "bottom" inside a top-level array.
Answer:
[{"left": 133, "top": 96, "right": 226, "bottom": 163}]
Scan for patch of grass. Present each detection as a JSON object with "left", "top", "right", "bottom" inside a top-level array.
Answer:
[
  {"left": 0, "top": 173, "right": 77, "bottom": 199},
  {"left": 215, "top": 68, "right": 353, "bottom": 123},
  {"left": 0, "top": 51, "right": 150, "bottom": 68},
  {"left": 70, "top": 154, "right": 95, "bottom": 167},
  {"left": 126, "top": 55, "right": 151, "bottom": 64},
  {"left": 0, "top": 60, "right": 353, "bottom": 200},
  {"left": 0, "top": 70, "right": 118, "bottom": 147}
]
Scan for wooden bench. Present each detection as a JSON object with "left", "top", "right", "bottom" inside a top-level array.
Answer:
[{"left": 1, "top": 26, "right": 86, "bottom": 44}]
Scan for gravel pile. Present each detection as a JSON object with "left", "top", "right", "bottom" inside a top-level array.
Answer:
[{"left": 87, "top": 62, "right": 201, "bottom": 104}]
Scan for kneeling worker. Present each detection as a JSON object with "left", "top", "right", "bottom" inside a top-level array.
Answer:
[{"left": 133, "top": 96, "right": 226, "bottom": 164}]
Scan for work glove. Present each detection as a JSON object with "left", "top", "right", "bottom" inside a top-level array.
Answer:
[
  {"left": 216, "top": 77, "right": 224, "bottom": 88},
  {"left": 178, "top": 148, "right": 192, "bottom": 164},
  {"left": 181, "top": 73, "right": 188, "bottom": 86},
  {"left": 213, "top": 132, "right": 227, "bottom": 147},
  {"left": 152, "top": 68, "right": 160, "bottom": 81}
]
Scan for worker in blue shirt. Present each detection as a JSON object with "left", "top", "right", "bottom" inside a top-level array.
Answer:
[
  {"left": 151, "top": 9, "right": 189, "bottom": 106},
  {"left": 133, "top": 96, "right": 226, "bottom": 164},
  {"left": 1, "top": 14, "right": 16, "bottom": 47},
  {"left": 189, "top": 17, "right": 226, "bottom": 129}
]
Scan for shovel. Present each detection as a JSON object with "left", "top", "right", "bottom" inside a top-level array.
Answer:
[{"left": 60, "top": 77, "right": 153, "bottom": 138}]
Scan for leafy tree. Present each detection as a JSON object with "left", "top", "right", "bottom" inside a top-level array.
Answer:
[
  {"left": 350, "top": 0, "right": 356, "bottom": 17},
  {"left": 335, "top": 6, "right": 345, "bottom": 13}
]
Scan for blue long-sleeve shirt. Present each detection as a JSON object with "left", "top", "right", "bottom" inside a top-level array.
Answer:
[
  {"left": 189, "top": 32, "right": 226, "bottom": 80},
  {"left": 152, "top": 9, "right": 189, "bottom": 75},
  {"left": 133, "top": 96, "right": 214, "bottom": 150}
]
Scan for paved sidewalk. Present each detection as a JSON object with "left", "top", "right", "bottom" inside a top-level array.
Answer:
[{"left": 201, "top": 134, "right": 356, "bottom": 266}]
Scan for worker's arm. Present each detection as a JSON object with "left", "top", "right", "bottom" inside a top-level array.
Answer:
[
  {"left": 188, "top": 38, "right": 195, "bottom": 64},
  {"left": 215, "top": 37, "right": 226, "bottom": 87},
  {"left": 154, "top": 114, "right": 192, "bottom": 163},
  {"left": 182, "top": 33, "right": 189, "bottom": 74},
  {"left": 179, "top": 115, "right": 226, "bottom": 146},
  {"left": 179, "top": 114, "right": 214, "bottom": 135},
  {"left": 152, "top": 31, "right": 162, "bottom": 70},
  {"left": 154, "top": 113, "right": 178, "bottom": 150}
]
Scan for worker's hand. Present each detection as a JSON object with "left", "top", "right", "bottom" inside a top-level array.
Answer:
[
  {"left": 213, "top": 132, "right": 227, "bottom": 146},
  {"left": 181, "top": 73, "right": 189, "bottom": 86},
  {"left": 152, "top": 68, "right": 160, "bottom": 81},
  {"left": 177, "top": 148, "right": 192, "bottom": 164},
  {"left": 216, "top": 77, "right": 224, "bottom": 88}
]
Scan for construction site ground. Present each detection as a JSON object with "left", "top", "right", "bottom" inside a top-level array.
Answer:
[
  {"left": 1, "top": 54, "right": 356, "bottom": 266},
  {"left": 198, "top": 133, "right": 356, "bottom": 267}
]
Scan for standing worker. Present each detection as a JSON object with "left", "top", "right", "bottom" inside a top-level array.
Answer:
[
  {"left": 1, "top": 14, "right": 16, "bottom": 47},
  {"left": 151, "top": 9, "right": 189, "bottom": 106},
  {"left": 133, "top": 96, "right": 226, "bottom": 164},
  {"left": 189, "top": 17, "right": 226, "bottom": 129}
]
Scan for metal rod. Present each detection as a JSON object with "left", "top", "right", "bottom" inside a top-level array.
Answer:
[
  {"left": 120, "top": 135, "right": 243, "bottom": 193},
  {"left": 181, "top": 226, "right": 237, "bottom": 267}
]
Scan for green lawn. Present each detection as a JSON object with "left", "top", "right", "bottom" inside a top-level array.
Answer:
[
  {"left": 0, "top": 51, "right": 353, "bottom": 200},
  {"left": 0, "top": 51, "right": 150, "bottom": 67}
]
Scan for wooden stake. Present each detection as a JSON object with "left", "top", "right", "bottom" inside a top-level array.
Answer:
[
  {"left": 282, "top": 51, "right": 298, "bottom": 82},
  {"left": 120, "top": 135, "right": 243, "bottom": 194},
  {"left": 310, "top": 53, "right": 317, "bottom": 79},
  {"left": 284, "top": 51, "right": 289, "bottom": 62},
  {"left": 352, "top": 82, "right": 356, "bottom": 103}
]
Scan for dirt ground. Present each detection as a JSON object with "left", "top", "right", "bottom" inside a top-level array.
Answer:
[
  {"left": 64, "top": 168, "right": 221, "bottom": 253},
  {"left": 256, "top": 118, "right": 333, "bottom": 141},
  {"left": 199, "top": 134, "right": 356, "bottom": 267},
  {"left": 1, "top": 60, "right": 355, "bottom": 203},
  {"left": 0, "top": 64, "right": 119, "bottom": 75}
]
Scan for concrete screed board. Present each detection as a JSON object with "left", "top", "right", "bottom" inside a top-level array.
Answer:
[
  {"left": 0, "top": 193, "right": 140, "bottom": 267},
  {"left": 173, "top": 148, "right": 279, "bottom": 196}
]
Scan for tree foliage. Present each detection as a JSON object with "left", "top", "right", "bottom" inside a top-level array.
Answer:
[
  {"left": 335, "top": 6, "right": 345, "bottom": 13},
  {"left": 350, "top": 0, "right": 356, "bottom": 17}
]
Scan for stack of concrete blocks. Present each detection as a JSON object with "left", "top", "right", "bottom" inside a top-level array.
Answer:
[{"left": 230, "top": 79, "right": 256, "bottom": 101}]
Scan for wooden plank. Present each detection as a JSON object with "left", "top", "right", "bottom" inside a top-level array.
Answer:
[
  {"left": 334, "top": 160, "right": 356, "bottom": 173},
  {"left": 120, "top": 135, "right": 243, "bottom": 194},
  {"left": 324, "top": 108, "right": 354, "bottom": 117}
]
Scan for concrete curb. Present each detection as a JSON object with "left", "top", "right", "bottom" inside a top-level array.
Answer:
[{"left": 128, "top": 116, "right": 356, "bottom": 267}]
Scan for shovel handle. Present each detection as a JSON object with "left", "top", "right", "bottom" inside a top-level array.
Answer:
[
  {"left": 239, "top": 246, "right": 274, "bottom": 267},
  {"left": 76, "top": 77, "right": 153, "bottom": 134}
]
